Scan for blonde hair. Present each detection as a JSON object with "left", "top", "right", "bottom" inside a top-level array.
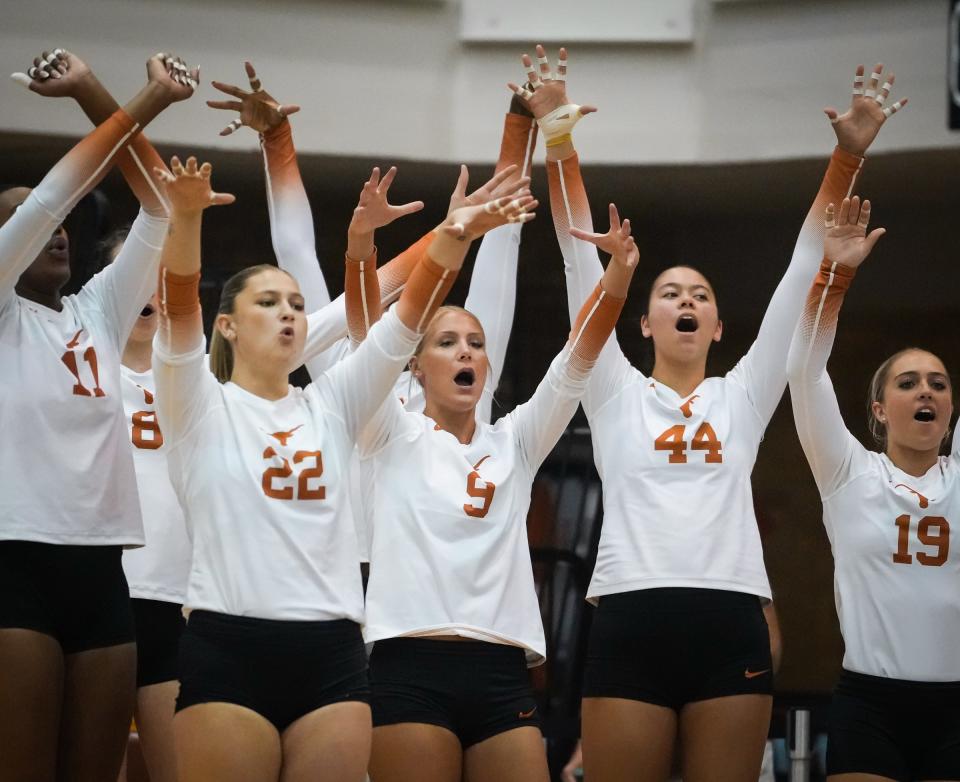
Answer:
[
  {"left": 209, "top": 264, "right": 292, "bottom": 383},
  {"left": 409, "top": 306, "right": 492, "bottom": 397}
]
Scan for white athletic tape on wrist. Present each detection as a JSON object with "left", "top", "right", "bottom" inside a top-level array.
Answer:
[
  {"left": 882, "top": 100, "right": 903, "bottom": 118},
  {"left": 537, "top": 103, "right": 585, "bottom": 142}
]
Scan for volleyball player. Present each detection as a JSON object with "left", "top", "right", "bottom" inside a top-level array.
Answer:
[
  {"left": 207, "top": 62, "right": 539, "bottom": 559},
  {"left": 151, "top": 153, "right": 532, "bottom": 781},
  {"left": 787, "top": 195, "right": 960, "bottom": 780},
  {"left": 515, "top": 47, "right": 906, "bottom": 781},
  {"left": 0, "top": 50, "right": 196, "bottom": 782}
]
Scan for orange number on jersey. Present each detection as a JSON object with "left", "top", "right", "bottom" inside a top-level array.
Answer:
[
  {"left": 654, "top": 425, "right": 687, "bottom": 464},
  {"left": 131, "top": 410, "right": 164, "bottom": 450},
  {"left": 464, "top": 471, "right": 496, "bottom": 518},
  {"left": 893, "top": 514, "right": 950, "bottom": 566},
  {"left": 262, "top": 446, "right": 294, "bottom": 500},
  {"left": 61, "top": 345, "right": 105, "bottom": 397},
  {"left": 655, "top": 423, "right": 723, "bottom": 464},
  {"left": 690, "top": 422, "right": 723, "bottom": 463},
  {"left": 294, "top": 450, "right": 326, "bottom": 500}
]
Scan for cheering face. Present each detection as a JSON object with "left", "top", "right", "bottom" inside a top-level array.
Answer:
[
  {"left": 641, "top": 266, "right": 721, "bottom": 365},
  {"left": 412, "top": 309, "right": 489, "bottom": 416},
  {"left": 218, "top": 268, "right": 306, "bottom": 374},
  {"left": 0, "top": 187, "right": 71, "bottom": 298},
  {"left": 875, "top": 350, "right": 953, "bottom": 455}
]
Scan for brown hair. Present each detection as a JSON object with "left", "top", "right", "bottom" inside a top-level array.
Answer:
[
  {"left": 867, "top": 347, "right": 951, "bottom": 449},
  {"left": 209, "top": 264, "right": 292, "bottom": 383},
  {"left": 647, "top": 265, "right": 718, "bottom": 312}
]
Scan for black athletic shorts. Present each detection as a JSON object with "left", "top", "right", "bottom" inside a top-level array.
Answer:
[
  {"left": 132, "top": 598, "right": 185, "bottom": 688},
  {"left": 176, "top": 610, "right": 370, "bottom": 733},
  {"left": 827, "top": 668, "right": 960, "bottom": 780},
  {"left": 582, "top": 587, "right": 773, "bottom": 710},
  {"left": 369, "top": 637, "right": 541, "bottom": 748},
  {"left": 0, "top": 540, "right": 134, "bottom": 654}
]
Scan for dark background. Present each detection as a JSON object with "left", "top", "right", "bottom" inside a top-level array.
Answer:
[{"left": 4, "top": 129, "right": 958, "bottom": 693}]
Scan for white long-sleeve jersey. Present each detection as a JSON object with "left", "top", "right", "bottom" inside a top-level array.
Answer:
[
  {"left": 152, "top": 306, "right": 421, "bottom": 621},
  {"left": 788, "top": 261, "right": 960, "bottom": 681},
  {"left": 0, "top": 110, "right": 168, "bottom": 545},
  {"left": 120, "top": 366, "right": 190, "bottom": 602},
  {"left": 361, "top": 346, "right": 597, "bottom": 665},
  {"left": 546, "top": 148, "right": 863, "bottom": 602}
]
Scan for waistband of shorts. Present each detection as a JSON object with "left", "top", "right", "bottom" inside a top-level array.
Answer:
[
  {"left": 598, "top": 587, "right": 761, "bottom": 613},
  {"left": 187, "top": 610, "right": 361, "bottom": 644},
  {"left": 838, "top": 668, "right": 960, "bottom": 699},
  {"left": 373, "top": 636, "right": 527, "bottom": 663}
]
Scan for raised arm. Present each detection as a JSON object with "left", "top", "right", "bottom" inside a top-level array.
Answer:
[
  {"left": 151, "top": 157, "right": 235, "bottom": 441},
  {"left": 1, "top": 53, "right": 191, "bottom": 304},
  {"left": 326, "top": 185, "right": 537, "bottom": 442},
  {"left": 513, "top": 204, "right": 638, "bottom": 471},
  {"left": 731, "top": 63, "right": 906, "bottom": 424},
  {"left": 787, "top": 197, "right": 884, "bottom": 496},
  {"left": 206, "top": 63, "right": 329, "bottom": 307},
  {"left": 462, "top": 102, "right": 538, "bottom": 419}
]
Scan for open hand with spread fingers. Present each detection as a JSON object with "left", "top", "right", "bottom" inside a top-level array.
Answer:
[
  {"left": 208, "top": 61, "right": 301, "bottom": 136},
  {"left": 153, "top": 156, "right": 236, "bottom": 215},
  {"left": 349, "top": 166, "right": 425, "bottom": 237},
  {"left": 444, "top": 189, "right": 537, "bottom": 242},
  {"left": 825, "top": 63, "right": 907, "bottom": 157},
  {"left": 446, "top": 164, "right": 530, "bottom": 215},
  {"left": 569, "top": 203, "right": 639, "bottom": 297},
  {"left": 823, "top": 196, "right": 885, "bottom": 270},
  {"left": 507, "top": 44, "right": 596, "bottom": 146}
]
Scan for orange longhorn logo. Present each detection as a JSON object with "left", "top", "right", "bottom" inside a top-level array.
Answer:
[
  {"left": 267, "top": 424, "right": 304, "bottom": 447},
  {"left": 680, "top": 395, "right": 700, "bottom": 419},
  {"left": 894, "top": 484, "right": 929, "bottom": 509}
]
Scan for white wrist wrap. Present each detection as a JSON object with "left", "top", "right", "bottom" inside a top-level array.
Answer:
[{"left": 537, "top": 104, "right": 585, "bottom": 142}]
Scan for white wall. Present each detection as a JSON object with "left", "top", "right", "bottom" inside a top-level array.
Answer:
[{"left": 1, "top": 0, "right": 956, "bottom": 164}]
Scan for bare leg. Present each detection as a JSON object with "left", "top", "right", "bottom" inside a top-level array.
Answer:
[
  {"left": 279, "top": 701, "right": 371, "bottom": 782},
  {"left": 57, "top": 642, "right": 136, "bottom": 782},
  {"left": 133, "top": 681, "right": 180, "bottom": 782},
  {"left": 174, "top": 703, "right": 282, "bottom": 782},
  {"left": 581, "top": 696, "right": 677, "bottom": 782},
  {"left": 679, "top": 694, "right": 772, "bottom": 782},
  {"left": 369, "top": 724, "right": 462, "bottom": 782},
  {"left": 0, "top": 628, "right": 64, "bottom": 782},
  {"left": 463, "top": 726, "right": 548, "bottom": 782}
]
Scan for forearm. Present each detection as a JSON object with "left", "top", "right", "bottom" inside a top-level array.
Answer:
[
  {"left": 395, "top": 234, "right": 458, "bottom": 332},
  {"left": 262, "top": 120, "right": 330, "bottom": 310},
  {"left": 345, "top": 249, "right": 381, "bottom": 346},
  {"left": 72, "top": 74, "right": 169, "bottom": 216}
]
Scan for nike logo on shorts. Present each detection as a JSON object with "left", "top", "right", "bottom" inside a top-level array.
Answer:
[
  {"left": 744, "top": 668, "right": 770, "bottom": 679},
  {"left": 518, "top": 706, "right": 537, "bottom": 719}
]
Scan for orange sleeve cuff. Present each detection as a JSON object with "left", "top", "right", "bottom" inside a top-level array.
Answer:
[
  {"left": 816, "top": 258, "right": 856, "bottom": 291},
  {"left": 404, "top": 254, "right": 457, "bottom": 333},
  {"left": 159, "top": 269, "right": 201, "bottom": 319},
  {"left": 569, "top": 283, "right": 625, "bottom": 366}
]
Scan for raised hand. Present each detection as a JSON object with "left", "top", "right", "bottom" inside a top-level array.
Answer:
[
  {"left": 145, "top": 52, "right": 199, "bottom": 104},
  {"left": 349, "top": 166, "right": 424, "bottom": 236},
  {"left": 506, "top": 44, "right": 595, "bottom": 145},
  {"left": 825, "top": 63, "right": 907, "bottom": 157},
  {"left": 207, "top": 62, "right": 300, "bottom": 136},
  {"left": 153, "top": 156, "right": 235, "bottom": 215},
  {"left": 570, "top": 203, "right": 638, "bottom": 265},
  {"left": 444, "top": 189, "right": 537, "bottom": 242},
  {"left": 446, "top": 164, "right": 530, "bottom": 215},
  {"left": 10, "top": 48, "right": 93, "bottom": 97},
  {"left": 823, "top": 196, "right": 885, "bottom": 270}
]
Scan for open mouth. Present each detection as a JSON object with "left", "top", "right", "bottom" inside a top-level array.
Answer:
[
  {"left": 139, "top": 303, "right": 155, "bottom": 318},
  {"left": 914, "top": 408, "right": 936, "bottom": 423},
  {"left": 46, "top": 235, "right": 68, "bottom": 260},
  {"left": 454, "top": 368, "right": 475, "bottom": 387},
  {"left": 279, "top": 326, "right": 295, "bottom": 339},
  {"left": 676, "top": 314, "right": 698, "bottom": 333}
]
